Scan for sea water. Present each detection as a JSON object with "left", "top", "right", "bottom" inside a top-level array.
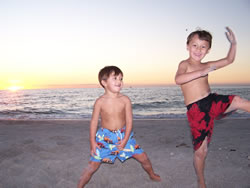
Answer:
[{"left": 0, "top": 85, "right": 250, "bottom": 120}]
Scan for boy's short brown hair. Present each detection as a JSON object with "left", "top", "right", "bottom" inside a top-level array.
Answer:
[
  {"left": 187, "top": 30, "right": 212, "bottom": 49},
  {"left": 98, "top": 66, "right": 123, "bottom": 88}
]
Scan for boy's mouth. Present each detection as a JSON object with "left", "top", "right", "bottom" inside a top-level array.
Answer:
[{"left": 194, "top": 53, "right": 202, "bottom": 58}]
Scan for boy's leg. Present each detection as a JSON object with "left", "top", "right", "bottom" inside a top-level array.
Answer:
[
  {"left": 193, "top": 137, "right": 208, "bottom": 188},
  {"left": 77, "top": 161, "right": 101, "bottom": 188},
  {"left": 225, "top": 96, "right": 250, "bottom": 113},
  {"left": 133, "top": 152, "right": 161, "bottom": 181}
]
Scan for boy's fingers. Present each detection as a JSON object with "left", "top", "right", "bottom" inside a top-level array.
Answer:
[
  {"left": 226, "top": 26, "right": 231, "bottom": 32},
  {"left": 226, "top": 27, "right": 233, "bottom": 35},
  {"left": 91, "top": 149, "right": 97, "bottom": 156},
  {"left": 225, "top": 27, "right": 236, "bottom": 42},
  {"left": 117, "top": 145, "right": 123, "bottom": 150}
]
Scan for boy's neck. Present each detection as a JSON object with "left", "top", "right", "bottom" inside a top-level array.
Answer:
[
  {"left": 103, "top": 90, "right": 121, "bottom": 98},
  {"left": 188, "top": 57, "right": 202, "bottom": 64}
]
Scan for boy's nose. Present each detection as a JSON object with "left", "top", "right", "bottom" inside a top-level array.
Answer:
[
  {"left": 196, "top": 46, "right": 202, "bottom": 51},
  {"left": 116, "top": 79, "right": 121, "bottom": 84}
]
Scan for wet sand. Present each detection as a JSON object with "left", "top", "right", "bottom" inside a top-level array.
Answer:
[{"left": 0, "top": 119, "right": 249, "bottom": 188}]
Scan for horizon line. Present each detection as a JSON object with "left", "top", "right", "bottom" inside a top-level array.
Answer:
[{"left": 1, "top": 82, "right": 250, "bottom": 91}]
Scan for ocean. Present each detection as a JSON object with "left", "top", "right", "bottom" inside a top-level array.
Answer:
[{"left": 0, "top": 85, "right": 250, "bottom": 120}]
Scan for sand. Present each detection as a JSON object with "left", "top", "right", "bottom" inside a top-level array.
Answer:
[{"left": 0, "top": 119, "right": 249, "bottom": 188}]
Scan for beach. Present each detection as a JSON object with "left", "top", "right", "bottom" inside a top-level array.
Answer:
[{"left": 0, "top": 119, "right": 249, "bottom": 188}]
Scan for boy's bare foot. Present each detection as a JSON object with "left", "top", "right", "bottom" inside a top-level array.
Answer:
[{"left": 150, "top": 173, "right": 161, "bottom": 182}]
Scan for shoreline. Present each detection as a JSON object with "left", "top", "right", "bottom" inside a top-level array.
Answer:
[
  {"left": 0, "top": 116, "right": 249, "bottom": 122},
  {"left": 0, "top": 119, "right": 249, "bottom": 187}
]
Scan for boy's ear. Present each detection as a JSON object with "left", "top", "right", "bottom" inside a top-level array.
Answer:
[{"left": 101, "top": 80, "right": 107, "bottom": 87}]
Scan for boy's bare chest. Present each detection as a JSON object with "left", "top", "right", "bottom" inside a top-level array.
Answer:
[
  {"left": 101, "top": 101, "right": 125, "bottom": 115},
  {"left": 187, "top": 63, "right": 205, "bottom": 72}
]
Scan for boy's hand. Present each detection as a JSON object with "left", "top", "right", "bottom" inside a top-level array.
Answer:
[
  {"left": 90, "top": 142, "right": 100, "bottom": 157},
  {"left": 201, "top": 65, "right": 216, "bottom": 77},
  {"left": 225, "top": 27, "right": 237, "bottom": 45},
  {"left": 117, "top": 140, "right": 127, "bottom": 151}
]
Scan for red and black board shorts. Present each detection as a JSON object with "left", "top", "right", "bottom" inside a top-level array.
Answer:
[{"left": 186, "top": 93, "right": 235, "bottom": 151}]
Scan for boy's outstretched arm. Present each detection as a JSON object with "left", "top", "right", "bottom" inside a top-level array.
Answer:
[
  {"left": 175, "top": 61, "right": 214, "bottom": 85},
  {"left": 89, "top": 99, "right": 101, "bottom": 156},
  {"left": 207, "top": 27, "right": 237, "bottom": 70},
  {"left": 117, "top": 96, "right": 133, "bottom": 150}
]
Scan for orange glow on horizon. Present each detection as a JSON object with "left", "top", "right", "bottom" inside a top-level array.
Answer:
[{"left": 1, "top": 77, "right": 249, "bottom": 91}]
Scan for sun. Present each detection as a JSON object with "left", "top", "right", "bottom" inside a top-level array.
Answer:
[
  {"left": 6, "top": 80, "right": 25, "bottom": 92},
  {"left": 8, "top": 85, "right": 23, "bottom": 92}
]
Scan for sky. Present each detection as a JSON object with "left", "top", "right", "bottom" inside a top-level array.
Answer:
[{"left": 1, "top": 0, "right": 250, "bottom": 90}]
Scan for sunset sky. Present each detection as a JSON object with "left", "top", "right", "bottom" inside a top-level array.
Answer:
[{"left": 1, "top": 0, "right": 250, "bottom": 90}]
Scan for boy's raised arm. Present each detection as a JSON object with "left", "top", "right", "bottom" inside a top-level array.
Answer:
[{"left": 207, "top": 27, "right": 237, "bottom": 70}]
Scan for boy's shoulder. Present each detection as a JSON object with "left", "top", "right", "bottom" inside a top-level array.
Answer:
[
  {"left": 95, "top": 94, "right": 106, "bottom": 104},
  {"left": 177, "top": 59, "right": 189, "bottom": 70},
  {"left": 120, "top": 94, "right": 131, "bottom": 103},
  {"left": 179, "top": 59, "right": 188, "bottom": 65}
]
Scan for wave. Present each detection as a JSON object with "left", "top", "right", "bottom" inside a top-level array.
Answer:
[{"left": 132, "top": 100, "right": 183, "bottom": 110}]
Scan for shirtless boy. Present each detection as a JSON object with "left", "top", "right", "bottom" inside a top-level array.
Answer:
[
  {"left": 77, "top": 66, "right": 161, "bottom": 188},
  {"left": 175, "top": 27, "right": 250, "bottom": 188}
]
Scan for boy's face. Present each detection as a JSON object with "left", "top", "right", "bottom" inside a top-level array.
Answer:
[
  {"left": 102, "top": 72, "right": 123, "bottom": 93},
  {"left": 187, "top": 34, "right": 210, "bottom": 62}
]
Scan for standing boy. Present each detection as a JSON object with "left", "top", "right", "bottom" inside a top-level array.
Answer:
[
  {"left": 175, "top": 27, "right": 250, "bottom": 188},
  {"left": 78, "top": 66, "right": 161, "bottom": 188}
]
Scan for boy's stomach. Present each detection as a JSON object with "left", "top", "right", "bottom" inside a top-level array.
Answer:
[
  {"left": 182, "top": 86, "right": 211, "bottom": 106},
  {"left": 101, "top": 120, "right": 126, "bottom": 131}
]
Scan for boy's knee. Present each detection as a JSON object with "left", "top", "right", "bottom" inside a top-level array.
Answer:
[
  {"left": 86, "top": 161, "right": 100, "bottom": 173},
  {"left": 195, "top": 141, "right": 208, "bottom": 159},
  {"left": 233, "top": 95, "right": 248, "bottom": 105},
  {"left": 233, "top": 95, "right": 241, "bottom": 103},
  {"left": 141, "top": 153, "right": 148, "bottom": 162},
  {"left": 232, "top": 96, "right": 248, "bottom": 108},
  {"left": 134, "top": 152, "right": 148, "bottom": 163},
  {"left": 195, "top": 148, "right": 207, "bottom": 159}
]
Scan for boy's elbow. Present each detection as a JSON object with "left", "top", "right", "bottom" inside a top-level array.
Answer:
[
  {"left": 227, "top": 53, "right": 236, "bottom": 65},
  {"left": 175, "top": 74, "right": 184, "bottom": 85},
  {"left": 175, "top": 77, "right": 182, "bottom": 85},
  {"left": 230, "top": 57, "right": 235, "bottom": 64},
  {"left": 226, "top": 58, "right": 235, "bottom": 66},
  {"left": 175, "top": 80, "right": 180, "bottom": 85}
]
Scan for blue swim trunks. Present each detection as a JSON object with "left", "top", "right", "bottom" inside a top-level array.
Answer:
[{"left": 90, "top": 127, "right": 144, "bottom": 163}]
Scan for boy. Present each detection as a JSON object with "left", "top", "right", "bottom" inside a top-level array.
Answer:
[
  {"left": 78, "top": 66, "right": 161, "bottom": 188},
  {"left": 175, "top": 27, "right": 250, "bottom": 188}
]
